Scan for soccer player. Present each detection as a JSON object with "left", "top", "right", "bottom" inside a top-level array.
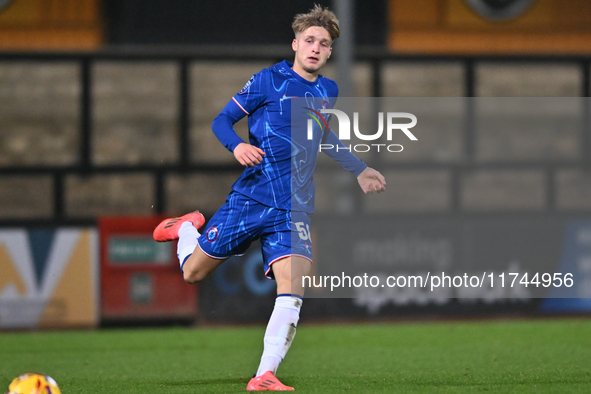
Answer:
[{"left": 154, "top": 5, "right": 386, "bottom": 391}]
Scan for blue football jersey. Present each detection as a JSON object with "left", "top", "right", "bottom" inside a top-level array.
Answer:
[{"left": 229, "top": 60, "right": 340, "bottom": 213}]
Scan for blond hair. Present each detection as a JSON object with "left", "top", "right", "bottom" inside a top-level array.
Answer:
[{"left": 292, "top": 4, "right": 340, "bottom": 42}]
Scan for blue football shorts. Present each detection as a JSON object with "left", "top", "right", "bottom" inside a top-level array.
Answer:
[{"left": 197, "top": 191, "right": 313, "bottom": 279}]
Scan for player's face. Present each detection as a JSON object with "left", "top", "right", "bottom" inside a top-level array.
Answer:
[{"left": 292, "top": 26, "right": 332, "bottom": 79}]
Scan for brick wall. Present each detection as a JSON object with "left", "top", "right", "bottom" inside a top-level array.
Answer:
[{"left": 0, "top": 59, "right": 589, "bottom": 220}]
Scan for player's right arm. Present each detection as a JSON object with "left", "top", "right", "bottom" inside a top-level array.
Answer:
[
  {"left": 211, "top": 72, "right": 268, "bottom": 167},
  {"left": 211, "top": 101, "right": 265, "bottom": 166},
  {"left": 233, "top": 143, "right": 265, "bottom": 166}
]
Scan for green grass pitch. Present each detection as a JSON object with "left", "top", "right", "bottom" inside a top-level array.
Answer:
[{"left": 1, "top": 318, "right": 590, "bottom": 393}]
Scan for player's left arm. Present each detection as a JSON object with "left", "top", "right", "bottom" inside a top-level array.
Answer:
[
  {"left": 322, "top": 130, "right": 386, "bottom": 194},
  {"left": 357, "top": 167, "right": 386, "bottom": 194}
]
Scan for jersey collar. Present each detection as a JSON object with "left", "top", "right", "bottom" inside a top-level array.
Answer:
[{"left": 280, "top": 60, "right": 322, "bottom": 86}]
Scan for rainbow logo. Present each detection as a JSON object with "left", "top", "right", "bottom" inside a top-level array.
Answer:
[{"left": 304, "top": 107, "right": 329, "bottom": 131}]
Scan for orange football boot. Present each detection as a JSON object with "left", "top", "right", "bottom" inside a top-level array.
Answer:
[
  {"left": 247, "top": 371, "right": 294, "bottom": 391},
  {"left": 153, "top": 211, "right": 205, "bottom": 242}
]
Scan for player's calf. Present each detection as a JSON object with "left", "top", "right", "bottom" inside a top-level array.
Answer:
[{"left": 182, "top": 249, "right": 226, "bottom": 284}]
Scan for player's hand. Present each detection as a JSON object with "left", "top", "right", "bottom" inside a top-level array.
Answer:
[
  {"left": 233, "top": 143, "right": 266, "bottom": 167},
  {"left": 357, "top": 167, "right": 386, "bottom": 194}
]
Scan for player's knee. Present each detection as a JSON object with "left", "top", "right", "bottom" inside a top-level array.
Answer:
[
  {"left": 182, "top": 265, "right": 207, "bottom": 284},
  {"left": 182, "top": 270, "right": 202, "bottom": 284}
]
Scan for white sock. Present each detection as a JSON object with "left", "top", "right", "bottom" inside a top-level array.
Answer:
[
  {"left": 176, "top": 222, "right": 200, "bottom": 272},
  {"left": 256, "top": 295, "right": 303, "bottom": 376}
]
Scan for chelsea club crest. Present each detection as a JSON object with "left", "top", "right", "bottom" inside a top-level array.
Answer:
[{"left": 206, "top": 226, "right": 219, "bottom": 242}]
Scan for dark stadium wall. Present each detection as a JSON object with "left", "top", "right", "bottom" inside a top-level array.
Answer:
[{"left": 102, "top": 0, "right": 387, "bottom": 46}]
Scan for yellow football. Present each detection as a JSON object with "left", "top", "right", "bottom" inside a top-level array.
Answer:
[{"left": 6, "top": 373, "right": 61, "bottom": 394}]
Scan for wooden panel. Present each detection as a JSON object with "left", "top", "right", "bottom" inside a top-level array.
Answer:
[
  {"left": 389, "top": 0, "right": 591, "bottom": 54},
  {"left": 0, "top": 0, "right": 41, "bottom": 24},
  {"left": 553, "top": 0, "right": 591, "bottom": 27},
  {"left": 445, "top": 0, "right": 552, "bottom": 29},
  {"left": 390, "top": 0, "right": 440, "bottom": 28},
  {"left": 0, "top": 0, "right": 102, "bottom": 50},
  {"left": 390, "top": 32, "right": 591, "bottom": 54},
  {"left": 0, "top": 30, "right": 101, "bottom": 50}
]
